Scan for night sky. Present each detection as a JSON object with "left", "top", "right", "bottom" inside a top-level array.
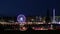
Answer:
[{"left": 0, "top": 0, "right": 59, "bottom": 17}]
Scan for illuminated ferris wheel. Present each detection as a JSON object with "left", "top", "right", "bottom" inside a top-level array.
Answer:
[{"left": 17, "top": 14, "right": 26, "bottom": 24}]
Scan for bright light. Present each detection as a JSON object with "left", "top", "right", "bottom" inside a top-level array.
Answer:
[
  {"left": 59, "top": 22, "right": 60, "bottom": 24},
  {"left": 20, "top": 17, "right": 23, "bottom": 22}
]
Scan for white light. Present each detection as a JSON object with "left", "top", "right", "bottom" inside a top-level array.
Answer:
[
  {"left": 20, "top": 17, "right": 23, "bottom": 21},
  {"left": 59, "top": 22, "right": 60, "bottom": 24}
]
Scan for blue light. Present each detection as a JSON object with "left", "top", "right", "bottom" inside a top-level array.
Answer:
[{"left": 20, "top": 17, "right": 23, "bottom": 21}]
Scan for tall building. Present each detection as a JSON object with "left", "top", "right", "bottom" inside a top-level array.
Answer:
[{"left": 45, "top": 9, "right": 51, "bottom": 24}]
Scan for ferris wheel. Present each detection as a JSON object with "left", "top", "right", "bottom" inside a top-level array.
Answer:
[{"left": 17, "top": 14, "right": 26, "bottom": 24}]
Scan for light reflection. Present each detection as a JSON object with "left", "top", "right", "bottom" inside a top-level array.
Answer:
[{"left": 20, "top": 27, "right": 27, "bottom": 31}]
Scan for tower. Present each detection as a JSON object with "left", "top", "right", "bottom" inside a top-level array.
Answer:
[
  {"left": 45, "top": 9, "right": 51, "bottom": 24},
  {"left": 52, "top": 9, "right": 56, "bottom": 24}
]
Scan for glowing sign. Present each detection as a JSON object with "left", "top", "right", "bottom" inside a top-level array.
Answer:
[{"left": 17, "top": 14, "right": 26, "bottom": 23}]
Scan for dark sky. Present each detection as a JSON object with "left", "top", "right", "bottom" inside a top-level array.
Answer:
[{"left": 0, "top": 0, "right": 59, "bottom": 17}]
